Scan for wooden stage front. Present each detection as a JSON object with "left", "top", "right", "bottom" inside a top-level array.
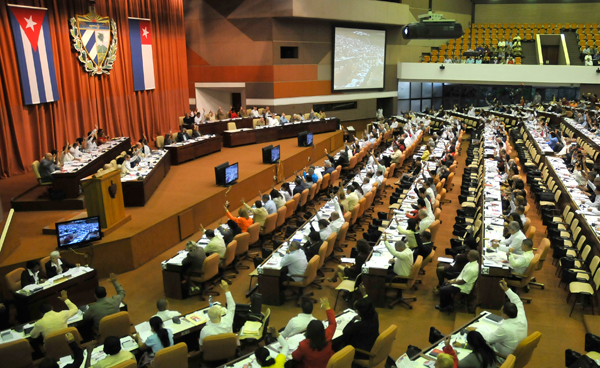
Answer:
[{"left": 0, "top": 131, "right": 344, "bottom": 293}]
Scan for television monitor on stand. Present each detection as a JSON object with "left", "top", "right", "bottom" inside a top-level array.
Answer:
[
  {"left": 56, "top": 216, "right": 103, "bottom": 249},
  {"left": 215, "top": 162, "right": 229, "bottom": 186},
  {"left": 262, "top": 145, "right": 273, "bottom": 164},
  {"left": 306, "top": 133, "right": 313, "bottom": 146},
  {"left": 225, "top": 163, "right": 239, "bottom": 186}
]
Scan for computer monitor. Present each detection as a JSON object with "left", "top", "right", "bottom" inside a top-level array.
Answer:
[
  {"left": 307, "top": 133, "right": 313, "bottom": 146},
  {"left": 271, "top": 145, "right": 280, "bottom": 163},
  {"left": 215, "top": 162, "right": 229, "bottom": 186},
  {"left": 225, "top": 163, "right": 239, "bottom": 185},
  {"left": 56, "top": 216, "right": 102, "bottom": 249}
]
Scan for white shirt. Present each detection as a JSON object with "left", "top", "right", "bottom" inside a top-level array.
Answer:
[
  {"left": 454, "top": 260, "right": 479, "bottom": 293},
  {"left": 199, "top": 291, "right": 236, "bottom": 346},
  {"left": 29, "top": 269, "right": 39, "bottom": 284},
  {"left": 418, "top": 214, "right": 434, "bottom": 234},
  {"left": 320, "top": 226, "right": 333, "bottom": 241},
  {"left": 280, "top": 249, "right": 308, "bottom": 282},
  {"left": 281, "top": 313, "right": 316, "bottom": 338},
  {"left": 263, "top": 199, "right": 277, "bottom": 215},
  {"left": 70, "top": 147, "right": 82, "bottom": 158},
  {"left": 48, "top": 259, "right": 64, "bottom": 275},
  {"left": 362, "top": 182, "right": 373, "bottom": 194},
  {"left": 251, "top": 109, "right": 260, "bottom": 117},
  {"left": 384, "top": 241, "right": 413, "bottom": 277},
  {"left": 143, "top": 145, "right": 151, "bottom": 156},
  {"left": 154, "top": 310, "right": 181, "bottom": 322},
  {"left": 483, "top": 289, "right": 528, "bottom": 357},
  {"left": 509, "top": 250, "right": 534, "bottom": 275},
  {"left": 499, "top": 231, "right": 526, "bottom": 255}
]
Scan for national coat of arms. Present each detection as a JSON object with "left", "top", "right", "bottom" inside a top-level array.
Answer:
[{"left": 69, "top": 3, "right": 117, "bottom": 76}]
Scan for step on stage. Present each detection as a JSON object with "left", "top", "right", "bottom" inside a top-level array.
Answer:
[{"left": 0, "top": 131, "right": 344, "bottom": 279}]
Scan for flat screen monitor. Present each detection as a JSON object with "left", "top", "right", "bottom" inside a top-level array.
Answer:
[
  {"left": 225, "top": 163, "right": 239, "bottom": 185},
  {"left": 262, "top": 145, "right": 273, "bottom": 164},
  {"left": 215, "top": 162, "right": 229, "bottom": 186},
  {"left": 271, "top": 145, "right": 280, "bottom": 163},
  {"left": 56, "top": 216, "right": 102, "bottom": 249},
  {"left": 298, "top": 131, "right": 313, "bottom": 147},
  {"left": 333, "top": 27, "right": 386, "bottom": 91}
]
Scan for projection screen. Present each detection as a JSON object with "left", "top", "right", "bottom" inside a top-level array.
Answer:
[{"left": 333, "top": 27, "right": 386, "bottom": 91}]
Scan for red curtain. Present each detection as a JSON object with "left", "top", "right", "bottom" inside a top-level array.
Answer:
[{"left": 0, "top": 0, "right": 188, "bottom": 177}]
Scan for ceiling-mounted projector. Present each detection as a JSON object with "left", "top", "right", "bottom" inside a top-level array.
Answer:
[{"left": 402, "top": 11, "right": 463, "bottom": 39}]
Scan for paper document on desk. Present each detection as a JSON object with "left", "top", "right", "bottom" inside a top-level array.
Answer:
[
  {"left": 135, "top": 321, "right": 153, "bottom": 342},
  {"left": 67, "top": 310, "right": 83, "bottom": 325},
  {"left": 186, "top": 312, "right": 208, "bottom": 326},
  {"left": 59, "top": 350, "right": 87, "bottom": 368}
]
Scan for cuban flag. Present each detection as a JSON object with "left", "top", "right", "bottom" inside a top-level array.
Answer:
[
  {"left": 129, "top": 18, "right": 155, "bottom": 91},
  {"left": 7, "top": 5, "right": 59, "bottom": 105}
]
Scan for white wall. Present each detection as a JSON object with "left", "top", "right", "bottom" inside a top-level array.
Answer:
[{"left": 397, "top": 62, "right": 600, "bottom": 86}]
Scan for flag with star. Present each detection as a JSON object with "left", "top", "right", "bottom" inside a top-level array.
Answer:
[
  {"left": 128, "top": 18, "right": 155, "bottom": 91},
  {"left": 7, "top": 4, "right": 59, "bottom": 105}
]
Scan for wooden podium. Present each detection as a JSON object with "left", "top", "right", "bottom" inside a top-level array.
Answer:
[{"left": 81, "top": 169, "right": 130, "bottom": 230}]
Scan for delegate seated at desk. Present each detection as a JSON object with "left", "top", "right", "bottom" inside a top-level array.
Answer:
[
  {"left": 177, "top": 126, "right": 191, "bottom": 142},
  {"left": 199, "top": 281, "right": 236, "bottom": 347},
  {"left": 200, "top": 227, "right": 226, "bottom": 259},
  {"left": 279, "top": 241, "right": 309, "bottom": 299},
  {"left": 153, "top": 298, "right": 181, "bottom": 322},
  {"left": 21, "top": 260, "right": 43, "bottom": 288},
  {"left": 303, "top": 231, "right": 324, "bottom": 263},
  {"left": 281, "top": 299, "right": 317, "bottom": 338},
  {"left": 244, "top": 200, "right": 269, "bottom": 229},
  {"left": 290, "top": 298, "right": 335, "bottom": 368},
  {"left": 90, "top": 335, "right": 136, "bottom": 368},
  {"left": 332, "top": 285, "right": 380, "bottom": 360},
  {"left": 384, "top": 237, "right": 414, "bottom": 283},
  {"left": 182, "top": 241, "right": 207, "bottom": 294},
  {"left": 30, "top": 290, "right": 78, "bottom": 340},
  {"left": 37, "top": 332, "right": 91, "bottom": 368},
  {"left": 135, "top": 316, "right": 174, "bottom": 366},
  {"left": 83, "top": 273, "right": 125, "bottom": 335},
  {"left": 45, "top": 251, "right": 77, "bottom": 278},
  {"left": 255, "top": 327, "right": 289, "bottom": 368},
  {"left": 507, "top": 239, "right": 534, "bottom": 276},
  {"left": 468, "top": 279, "right": 528, "bottom": 357},
  {"left": 491, "top": 221, "right": 526, "bottom": 255},
  {"left": 435, "top": 250, "right": 480, "bottom": 312}
]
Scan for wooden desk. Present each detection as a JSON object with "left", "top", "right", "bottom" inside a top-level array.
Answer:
[
  {"left": 197, "top": 117, "right": 255, "bottom": 136},
  {"left": 222, "top": 119, "right": 340, "bottom": 148},
  {"left": 223, "top": 130, "right": 257, "bottom": 147},
  {"left": 165, "top": 136, "right": 222, "bottom": 165},
  {"left": 53, "top": 138, "right": 131, "bottom": 198},
  {"left": 122, "top": 151, "right": 171, "bottom": 207},
  {"left": 14, "top": 269, "right": 99, "bottom": 322}
]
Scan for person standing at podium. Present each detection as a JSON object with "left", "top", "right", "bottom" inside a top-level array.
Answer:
[{"left": 45, "top": 251, "right": 76, "bottom": 278}]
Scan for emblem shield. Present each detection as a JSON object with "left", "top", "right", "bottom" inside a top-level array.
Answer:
[{"left": 70, "top": 8, "right": 117, "bottom": 76}]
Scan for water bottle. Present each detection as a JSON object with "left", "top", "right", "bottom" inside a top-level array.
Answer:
[{"left": 209, "top": 295, "right": 213, "bottom": 307}]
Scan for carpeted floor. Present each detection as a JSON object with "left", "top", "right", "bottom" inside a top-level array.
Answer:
[{"left": 0, "top": 133, "right": 588, "bottom": 366}]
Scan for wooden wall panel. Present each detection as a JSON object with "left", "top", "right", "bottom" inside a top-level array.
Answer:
[{"left": 273, "top": 65, "right": 319, "bottom": 82}]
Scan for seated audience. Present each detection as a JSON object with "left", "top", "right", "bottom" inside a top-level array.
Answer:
[
  {"left": 90, "top": 335, "right": 136, "bottom": 368},
  {"left": 454, "top": 331, "right": 497, "bottom": 368},
  {"left": 491, "top": 221, "right": 526, "bottom": 254},
  {"left": 270, "top": 190, "right": 286, "bottom": 209},
  {"left": 83, "top": 273, "right": 125, "bottom": 334},
  {"left": 328, "top": 239, "right": 370, "bottom": 283},
  {"left": 291, "top": 298, "right": 335, "bottom": 368},
  {"left": 281, "top": 298, "right": 317, "bottom": 338},
  {"left": 177, "top": 126, "right": 190, "bottom": 142},
  {"left": 244, "top": 200, "right": 269, "bottom": 229},
  {"left": 508, "top": 238, "right": 534, "bottom": 275},
  {"left": 303, "top": 231, "right": 324, "bottom": 262},
  {"left": 225, "top": 203, "right": 253, "bottom": 233},
  {"left": 30, "top": 290, "right": 78, "bottom": 340},
  {"left": 256, "top": 327, "right": 289, "bottom": 367},
  {"left": 39, "top": 153, "right": 60, "bottom": 182},
  {"left": 153, "top": 298, "right": 180, "bottom": 322},
  {"left": 37, "top": 332, "right": 90, "bottom": 368},
  {"left": 435, "top": 250, "right": 479, "bottom": 312},
  {"left": 293, "top": 177, "right": 306, "bottom": 196},
  {"left": 383, "top": 236, "right": 414, "bottom": 282},
  {"left": 182, "top": 241, "right": 206, "bottom": 293},
  {"left": 45, "top": 251, "right": 76, "bottom": 278},
  {"left": 199, "top": 281, "right": 236, "bottom": 347},
  {"left": 279, "top": 241, "right": 309, "bottom": 299},
  {"left": 262, "top": 193, "right": 277, "bottom": 215},
  {"left": 470, "top": 279, "right": 527, "bottom": 356},
  {"left": 333, "top": 285, "right": 379, "bottom": 359},
  {"left": 136, "top": 316, "right": 174, "bottom": 366},
  {"left": 21, "top": 260, "right": 42, "bottom": 287},
  {"left": 202, "top": 227, "right": 226, "bottom": 259}
]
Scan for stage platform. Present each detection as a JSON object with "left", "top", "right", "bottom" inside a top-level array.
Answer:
[{"left": 0, "top": 131, "right": 344, "bottom": 288}]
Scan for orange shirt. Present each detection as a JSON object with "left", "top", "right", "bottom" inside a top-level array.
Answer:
[{"left": 226, "top": 211, "right": 253, "bottom": 232}]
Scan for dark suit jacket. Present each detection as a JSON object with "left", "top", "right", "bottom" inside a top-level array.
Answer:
[
  {"left": 293, "top": 183, "right": 306, "bottom": 196},
  {"left": 303, "top": 238, "right": 323, "bottom": 262},
  {"left": 192, "top": 130, "right": 201, "bottom": 138},
  {"left": 20, "top": 270, "right": 37, "bottom": 288},
  {"left": 45, "top": 259, "right": 76, "bottom": 278},
  {"left": 38, "top": 158, "right": 57, "bottom": 181},
  {"left": 177, "top": 132, "right": 191, "bottom": 142},
  {"left": 332, "top": 305, "right": 379, "bottom": 359}
]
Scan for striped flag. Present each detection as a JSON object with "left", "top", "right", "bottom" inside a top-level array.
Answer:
[
  {"left": 7, "top": 5, "right": 59, "bottom": 105},
  {"left": 129, "top": 18, "right": 155, "bottom": 91}
]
